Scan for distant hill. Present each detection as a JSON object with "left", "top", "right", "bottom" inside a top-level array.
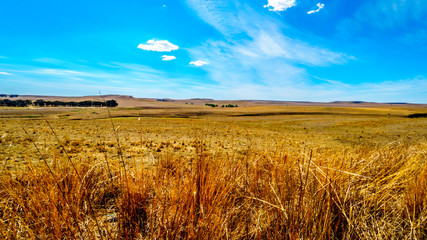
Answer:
[{"left": 1, "top": 95, "right": 426, "bottom": 108}]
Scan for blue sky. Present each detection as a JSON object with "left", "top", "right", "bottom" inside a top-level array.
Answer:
[{"left": 1, "top": 0, "right": 426, "bottom": 103}]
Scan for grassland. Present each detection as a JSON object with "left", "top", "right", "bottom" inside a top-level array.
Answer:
[{"left": 0, "top": 100, "right": 426, "bottom": 239}]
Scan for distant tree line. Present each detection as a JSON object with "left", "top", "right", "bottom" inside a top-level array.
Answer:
[
  {"left": 0, "top": 99, "right": 118, "bottom": 107},
  {"left": 408, "top": 113, "right": 427, "bottom": 118},
  {"left": 205, "top": 103, "right": 219, "bottom": 107},
  {"left": 0, "top": 99, "right": 32, "bottom": 107},
  {"left": 205, "top": 103, "right": 239, "bottom": 108},
  {"left": 33, "top": 99, "right": 118, "bottom": 107},
  {"left": 222, "top": 104, "right": 238, "bottom": 108},
  {"left": 0, "top": 94, "right": 19, "bottom": 98}
]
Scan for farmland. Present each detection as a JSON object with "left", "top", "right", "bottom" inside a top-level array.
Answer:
[{"left": 0, "top": 97, "right": 426, "bottom": 239}]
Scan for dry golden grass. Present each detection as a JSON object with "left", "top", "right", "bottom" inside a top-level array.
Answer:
[{"left": 0, "top": 104, "right": 426, "bottom": 239}]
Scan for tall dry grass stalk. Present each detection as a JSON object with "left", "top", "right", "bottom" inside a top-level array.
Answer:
[{"left": 1, "top": 128, "right": 426, "bottom": 239}]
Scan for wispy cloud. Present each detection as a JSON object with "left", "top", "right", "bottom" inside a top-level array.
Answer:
[
  {"left": 0, "top": 60, "right": 218, "bottom": 98},
  {"left": 264, "top": 0, "right": 296, "bottom": 12},
  {"left": 338, "top": 0, "right": 427, "bottom": 38},
  {"left": 186, "top": 0, "right": 351, "bottom": 91},
  {"left": 2, "top": 59, "right": 426, "bottom": 102},
  {"left": 190, "top": 60, "right": 208, "bottom": 67},
  {"left": 185, "top": 0, "right": 246, "bottom": 36},
  {"left": 34, "top": 58, "right": 68, "bottom": 64},
  {"left": 307, "top": 3, "right": 325, "bottom": 14},
  {"left": 219, "top": 76, "right": 427, "bottom": 103},
  {"left": 397, "top": 29, "right": 427, "bottom": 47},
  {"left": 369, "top": 0, "right": 427, "bottom": 29},
  {"left": 181, "top": 0, "right": 425, "bottom": 103},
  {"left": 0, "top": 71, "right": 12, "bottom": 75},
  {"left": 39, "top": 69, "right": 84, "bottom": 75},
  {"left": 162, "top": 55, "right": 176, "bottom": 61},
  {"left": 137, "top": 40, "right": 179, "bottom": 52},
  {"left": 108, "top": 62, "right": 161, "bottom": 74},
  {"left": 326, "top": 76, "right": 427, "bottom": 103}
]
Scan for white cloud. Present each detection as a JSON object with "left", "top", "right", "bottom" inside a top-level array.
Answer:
[
  {"left": 264, "top": 0, "right": 296, "bottom": 12},
  {"left": 137, "top": 40, "right": 179, "bottom": 52},
  {"left": 307, "top": 3, "right": 325, "bottom": 14},
  {"left": 162, "top": 55, "right": 176, "bottom": 61},
  {"left": 0, "top": 71, "right": 11, "bottom": 75},
  {"left": 190, "top": 60, "right": 208, "bottom": 67}
]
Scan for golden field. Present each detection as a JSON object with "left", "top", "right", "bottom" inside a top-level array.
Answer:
[{"left": 0, "top": 99, "right": 426, "bottom": 239}]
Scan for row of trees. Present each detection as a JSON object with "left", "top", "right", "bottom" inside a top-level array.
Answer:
[
  {"left": 0, "top": 99, "right": 118, "bottom": 107},
  {"left": 222, "top": 104, "right": 238, "bottom": 108},
  {"left": 205, "top": 103, "right": 219, "bottom": 107},
  {"left": 205, "top": 103, "right": 239, "bottom": 108},
  {"left": 0, "top": 99, "right": 32, "bottom": 107},
  {"left": 0, "top": 94, "right": 19, "bottom": 98}
]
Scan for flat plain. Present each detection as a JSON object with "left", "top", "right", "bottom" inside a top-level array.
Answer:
[{"left": 1, "top": 96, "right": 427, "bottom": 239}]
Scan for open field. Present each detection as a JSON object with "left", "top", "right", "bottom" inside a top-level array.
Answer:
[{"left": 1, "top": 99, "right": 427, "bottom": 239}]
